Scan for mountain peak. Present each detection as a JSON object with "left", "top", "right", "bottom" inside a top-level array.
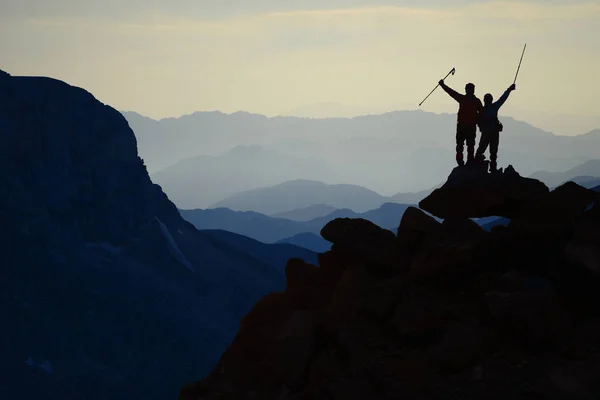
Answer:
[{"left": 181, "top": 167, "right": 600, "bottom": 400}]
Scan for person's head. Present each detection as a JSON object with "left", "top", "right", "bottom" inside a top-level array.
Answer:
[
  {"left": 484, "top": 93, "right": 493, "bottom": 105},
  {"left": 465, "top": 83, "right": 475, "bottom": 95}
]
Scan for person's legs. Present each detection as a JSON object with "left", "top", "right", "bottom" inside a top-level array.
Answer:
[
  {"left": 465, "top": 125, "right": 476, "bottom": 163},
  {"left": 476, "top": 130, "right": 491, "bottom": 161},
  {"left": 456, "top": 124, "right": 466, "bottom": 166},
  {"left": 490, "top": 131, "right": 500, "bottom": 172}
]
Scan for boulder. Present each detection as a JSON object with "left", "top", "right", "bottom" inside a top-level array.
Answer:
[
  {"left": 262, "top": 310, "right": 318, "bottom": 388},
  {"left": 396, "top": 207, "right": 441, "bottom": 259},
  {"left": 426, "top": 320, "right": 491, "bottom": 373},
  {"left": 419, "top": 165, "right": 549, "bottom": 219},
  {"left": 286, "top": 258, "right": 319, "bottom": 290},
  {"left": 485, "top": 287, "right": 573, "bottom": 348},
  {"left": 321, "top": 218, "right": 405, "bottom": 276},
  {"left": 408, "top": 218, "right": 486, "bottom": 283},
  {"left": 317, "top": 251, "right": 345, "bottom": 288},
  {"left": 534, "top": 182, "right": 596, "bottom": 222}
]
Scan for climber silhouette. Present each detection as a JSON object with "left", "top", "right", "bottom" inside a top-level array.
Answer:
[
  {"left": 476, "top": 83, "right": 516, "bottom": 173},
  {"left": 439, "top": 80, "right": 483, "bottom": 166}
]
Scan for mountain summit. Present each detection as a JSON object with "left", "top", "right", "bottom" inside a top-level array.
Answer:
[{"left": 180, "top": 166, "right": 600, "bottom": 399}]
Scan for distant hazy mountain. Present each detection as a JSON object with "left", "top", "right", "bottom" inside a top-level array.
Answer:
[
  {"left": 389, "top": 185, "right": 440, "bottom": 204},
  {"left": 270, "top": 204, "right": 338, "bottom": 221},
  {"left": 212, "top": 179, "right": 388, "bottom": 214},
  {"left": 529, "top": 160, "right": 600, "bottom": 188},
  {"left": 558, "top": 176, "right": 600, "bottom": 189},
  {"left": 276, "top": 233, "right": 332, "bottom": 253},
  {"left": 151, "top": 147, "right": 339, "bottom": 209},
  {"left": 181, "top": 203, "right": 412, "bottom": 246},
  {"left": 125, "top": 110, "right": 600, "bottom": 201},
  {"left": 179, "top": 208, "right": 305, "bottom": 243}
]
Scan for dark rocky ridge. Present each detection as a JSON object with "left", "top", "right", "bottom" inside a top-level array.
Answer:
[
  {"left": 180, "top": 166, "right": 600, "bottom": 399},
  {"left": 0, "top": 70, "right": 317, "bottom": 400}
]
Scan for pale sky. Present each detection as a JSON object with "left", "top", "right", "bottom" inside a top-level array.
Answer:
[{"left": 2, "top": 0, "right": 599, "bottom": 134}]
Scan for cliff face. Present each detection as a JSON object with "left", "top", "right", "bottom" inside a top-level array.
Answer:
[
  {"left": 181, "top": 165, "right": 600, "bottom": 400},
  {"left": 0, "top": 70, "right": 316, "bottom": 400}
]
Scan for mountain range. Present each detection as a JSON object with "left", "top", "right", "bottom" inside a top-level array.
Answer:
[
  {"left": 180, "top": 202, "right": 413, "bottom": 250},
  {"left": 125, "top": 110, "right": 600, "bottom": 210},
  {"left": 0, "top": 70, "right": 317, "bottom": 400},
  {"left": 530, "top": 159, "right": 600, "bottom": 188}
]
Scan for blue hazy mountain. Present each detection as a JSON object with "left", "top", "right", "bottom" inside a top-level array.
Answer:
[
  {"left": 150, "top": 147, "right": 340, "bottom": 209},
  {"left": 0, "top": 70, "right": 316, "bottom": 400},
  {"left": 180, "top": 203, "right": 413, "bottom": 245},
  {"left": 270, "top": 204, "right": 338, "bottom": 221},
  {"left": 529, "top": 159, "right": 600, "bottom": 188},
  {"left": 276, "top": 232, "right": 333, "bottom": 253},
  {"left": 211, "top": 179, "right": 390, "bottom": 214}
]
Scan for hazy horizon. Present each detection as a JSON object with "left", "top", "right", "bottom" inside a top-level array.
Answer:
[{"left": 2, "top": 0, "right": 599, "bottom": 135}]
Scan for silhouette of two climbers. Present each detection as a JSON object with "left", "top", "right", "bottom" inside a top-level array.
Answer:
[
  {"left": 439, "top": 79, "right": 517, "bottom": 172},
  {"left": 476, "top": 84, "right": 516, "bottom": 172},
  {"left": 439, "top": 80, "right": 483, "bottom": 166}
]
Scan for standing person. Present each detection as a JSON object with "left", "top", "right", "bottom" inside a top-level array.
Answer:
[
  {"left": 475, "top": 83, "right": 516, "bottom": 172},
  {"left": 439, "top": 80, "right": 483, "bottom": 167}
]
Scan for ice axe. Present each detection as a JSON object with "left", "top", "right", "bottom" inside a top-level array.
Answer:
[{"left": 419, "top": 67, "right": 455, "bottom": 107}]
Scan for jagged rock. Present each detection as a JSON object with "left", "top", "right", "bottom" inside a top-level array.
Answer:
[
  {"left": 396, "top": 207, "right": 441, "bottom": 258},
  {"left": 409, "top": 218, "right": 486, "bottom": 283},
  {"left": 286, "top": 258, "right": 319, "bottom": 290},
  {"left": 316, "top": 250, "right": 345, "bottom": 288},
  {"left": 389, "top": 288, "right": 483, "bottom": 340},
  {"left": 321, "top": 218, "right": 405, "bottom": 276},
  {"left": 485, "top": 287, "right": 572, "bottom": 348},
  {"left": 419, "top": 164, "right": 549, "bottom": 219},
  {"left": 322, "top": 266, "right": 377, "bottom": 334},
  {"left": 264, "top": 310, "right": 318, "bottom": 388},
  {"left": 535, "top": 182, "right": 596, "bottom": 222},
  {"left": 426, "top": 320, "right": 491, "bottom": 373},
  {"left": 285, "top": 259, "right": 331, "bottom": 311},
  {"left": 182, "top": 166, "right": 600, "bottom": 400}
]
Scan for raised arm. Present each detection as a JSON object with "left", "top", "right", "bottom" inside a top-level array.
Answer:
[
  {"left": 439, "top": 80, "right": 463, "bottom": 103},
  {"left": 493, "top": 83, "right": 516, "bottom": 110}
]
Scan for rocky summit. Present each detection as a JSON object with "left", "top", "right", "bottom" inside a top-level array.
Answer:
[{"left": 180, "top": 170, "right": 600, "bottom": 400}]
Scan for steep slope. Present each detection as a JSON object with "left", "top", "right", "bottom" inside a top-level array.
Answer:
[
  {"left": 270, "top": 204, "right": 338, "bottom": 221},
  {"left": 180, "top": 167, "right": 600, "bottom": 400},
  {"left": 181, "top": 203, "right": 412, "bottom": 245},
  {"left": 530, "top": 159, "right": 600, "bottom": 188},
  {"left": 0, "top": 70, "right": 315, "bottom": 400},
  {"left": 211, "top": 180, "right": 387, "bottom": 214}
]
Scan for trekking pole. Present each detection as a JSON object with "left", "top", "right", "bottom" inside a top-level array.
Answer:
[
  {"left": 419, "top": 67, "right": 456, "bottom": 107},
  {"left": 513, "top": 43, "right": 527, "bottom": 85}
]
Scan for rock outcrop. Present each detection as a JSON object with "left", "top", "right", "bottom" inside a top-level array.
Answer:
[
  {"left": 180, "top": 170, "right": 600, "bottom": 400},
  {"left": 419, "top": 165, "right": 550, "bottom": 219}
]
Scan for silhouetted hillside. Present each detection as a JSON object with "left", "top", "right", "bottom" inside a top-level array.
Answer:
[{"left": 0, "top": 70, "right": 316, "bottom": 400}]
